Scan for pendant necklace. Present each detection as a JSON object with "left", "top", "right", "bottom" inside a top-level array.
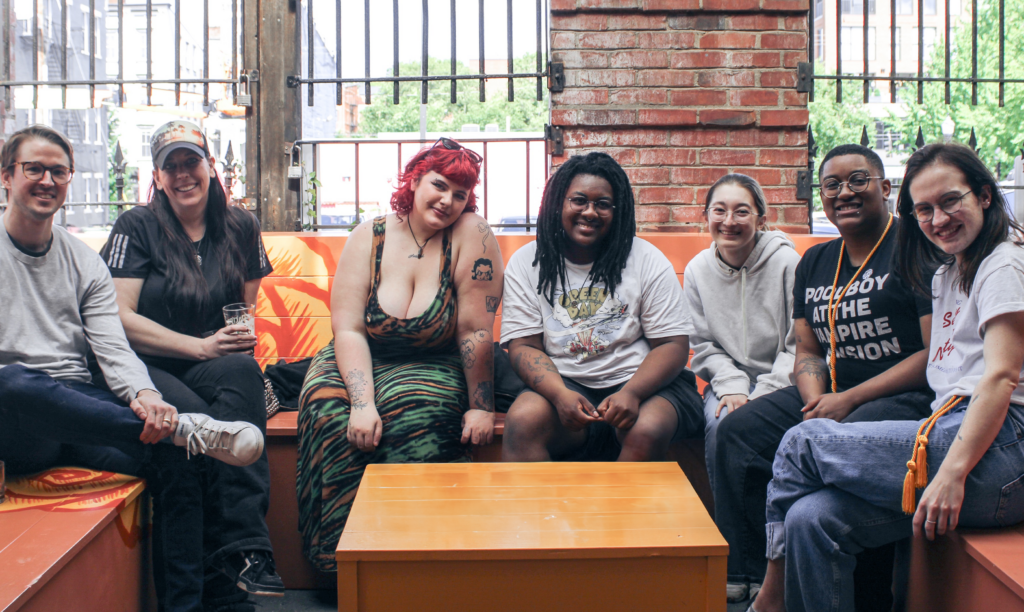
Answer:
[
  {"left": 193, "top": 236, "right": 204, "bottom": 266},
  {"left": 407, "top": 221, "right": 433, "bottom": 259}
]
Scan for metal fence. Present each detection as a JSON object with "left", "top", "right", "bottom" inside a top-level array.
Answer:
[
  {"left": 294, "top": 0, "right": 551, "bottom": 105},
  {"left": 801, "top": 0, "right": 1022, "bottom": 104},
  {"left": 297, "top": 135, "right": 548, "bottom": 232}
]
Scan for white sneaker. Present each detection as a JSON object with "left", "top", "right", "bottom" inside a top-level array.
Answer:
[
  {"left": 173, "top": 414, "right": 264, "bottom": 467},
  {"left": 727, "top": 582, "right": 750, "bottom": 603},
  {"left": 748, "top": 582, "right": 762, "bottom": 601}
]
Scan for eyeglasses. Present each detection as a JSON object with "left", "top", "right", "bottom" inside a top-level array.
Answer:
[
  {"left": 8, "top": 161, "right": 73, "bottom": 185},
  {"left": 911, "top": 190, "right": 971, "bottom": 223},
  {"left": 566, "top": 196, "right": 615, "bottom": 213},
  {"left": 433, "top": 137, "right": 483, "bottom": 164},
  {"left": 707, "top": 206, "right": 757, "bottom": 223},
  {"left": 820, "top": 172, "right": 882, "bottom": 198},
  {"left": 161, "top": 156, "right": 205, "bottom": 174}
]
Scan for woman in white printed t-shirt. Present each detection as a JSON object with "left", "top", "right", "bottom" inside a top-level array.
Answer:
[
  {"left": 747, "top": 143, "right": 1024, "bottom": 612},
  {"left": 499, "top": 152, "right": 703, "bottom": 463}
]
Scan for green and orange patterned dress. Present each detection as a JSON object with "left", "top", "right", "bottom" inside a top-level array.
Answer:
[{"left": 296, "top": 216, "right": 471, "bottom": 571}]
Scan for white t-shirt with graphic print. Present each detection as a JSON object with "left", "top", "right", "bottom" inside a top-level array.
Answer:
[
  {"left": 500, "top": 238, "right": 695, "bottom": 388},
  {"left": 928, "top": 241, "right": 1024, "bottom": 411}
]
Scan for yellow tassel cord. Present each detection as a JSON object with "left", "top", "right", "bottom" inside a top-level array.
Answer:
[
  {"left": 827, "top": 214, "right": 894, "bottom": 393},
  {"left": 901, "top": 396, "right": 962, "bottom": 514}
]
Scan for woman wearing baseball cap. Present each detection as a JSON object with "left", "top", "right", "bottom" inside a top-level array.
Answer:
[{"left": 100, "top": 120, "right": 280, "bottom": 612}]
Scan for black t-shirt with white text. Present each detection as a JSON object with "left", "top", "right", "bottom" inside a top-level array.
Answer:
[
  {"left": 793, "top": 221, "right": 931, "bottom": 391},
  {"left": 101, "top": 205, "right": 273, "bottom": 338}
]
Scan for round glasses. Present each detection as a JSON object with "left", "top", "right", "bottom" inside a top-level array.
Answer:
[
  {"left": 8, "top": 161, "right": 73, "bottom": 185},
  {"left": 911, "top": 191, "right": 971, "bottom": 223},
  {"left": 820, "top": 172, "right": 881, "bottom": 199},
  {"left": 707, "top": 206, "right": 757, "bottom": 223},
  {"left": 566, "top": 196, "right": 615, "bottom": 213}
]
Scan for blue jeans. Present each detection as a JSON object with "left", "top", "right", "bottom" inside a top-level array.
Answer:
[
  {"left": 0, "top": 365, "right": 206, "bottom": 612},
  {"left": 703, "top": 382, "right": 757, "bottom": 493},
  {"left": 766, "top": 399, "right": 1024, "bottom": 612}
]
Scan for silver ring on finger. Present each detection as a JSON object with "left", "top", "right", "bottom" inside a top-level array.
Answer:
[{"left": 925, "top": 519, "right": 937, "bottom": 524}]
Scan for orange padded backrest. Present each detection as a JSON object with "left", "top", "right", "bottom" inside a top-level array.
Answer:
[
  {"left": 253, "top": 232, "right": 833, "bottom": 366},
  {"left": 83, "top": 232, "right": 834, "bottom": 366}
]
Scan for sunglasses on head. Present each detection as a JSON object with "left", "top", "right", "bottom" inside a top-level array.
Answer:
[{"left": 432, "top": 137, "right": 483, "bottom": 164}]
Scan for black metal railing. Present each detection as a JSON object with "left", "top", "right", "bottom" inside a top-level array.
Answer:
[
  {"left": 0, "top": 0, "right": 242, "bottom": 109},
  {"left": 294, "top": 136, "right": 548, "bottom": 232},
  {"left": 802, "top": 0, "right": 1021, "bottom": 105},
  {"left": 292, "top": 0, "right": 551, "bottom": 105}
]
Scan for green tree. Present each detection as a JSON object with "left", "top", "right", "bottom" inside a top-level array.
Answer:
[
  {"left": 809, "top": 63, "right": 873, "bottom": 210},
  {"left": 893, "top": 0, "right": 1024, "bottom": 178},
  {"left": 358, "top": 54, "right": 548, "bottom": 135}
]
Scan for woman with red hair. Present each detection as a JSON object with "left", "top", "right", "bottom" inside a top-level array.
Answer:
[{"left": 295, "top": 138, "right": 503, "bottom": 570}]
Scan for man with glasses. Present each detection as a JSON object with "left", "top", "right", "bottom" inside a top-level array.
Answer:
[
  {"left": 712, "top": 144, "right": 936, "bottom": 608},
  {"left": 0, "top": 125, "right": 265, "bottom": 612}
]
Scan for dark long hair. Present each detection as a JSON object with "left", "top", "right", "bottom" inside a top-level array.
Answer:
[
  {"left": 896, "top": 142, "right": 1024, "bottom": 297},
  {"left": 148, "top": 169, "right": 252, "bottom": 333},
  {"left": 533, "top": 152, "right": 636, "bottom": 305}
]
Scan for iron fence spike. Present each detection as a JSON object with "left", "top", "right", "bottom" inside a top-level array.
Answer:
[
  {"left": 969, "top": 128, "right": 978, "bottom": 151},
  {"left": 114, "top": 141, "right": 124, "bottom": 167},
  {"left": 861, "top": 126, "right": 870, "bottom": 147},
  {"left": 915, "top": 128, "right": 926, "bottom": 150},
  {"left": 225, "top": 142, "right": 234, "bottom": 166}
]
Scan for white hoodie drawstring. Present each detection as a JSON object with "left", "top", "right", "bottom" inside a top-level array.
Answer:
[{"left": 741, "top": 266, "right": 748, "bottom": 360}]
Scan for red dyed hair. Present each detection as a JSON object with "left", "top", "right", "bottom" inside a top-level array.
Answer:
[{"left": 390, "top": 144, "right": 481, "bottom": 216}]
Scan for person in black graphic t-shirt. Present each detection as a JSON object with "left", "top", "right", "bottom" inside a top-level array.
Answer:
[{"left": 714, "top": 144, "right": 935, "bottom": 608}]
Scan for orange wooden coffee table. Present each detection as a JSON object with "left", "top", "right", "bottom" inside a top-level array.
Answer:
[{"left": 336, "top": 462, "right": 727, "bottom": 612}]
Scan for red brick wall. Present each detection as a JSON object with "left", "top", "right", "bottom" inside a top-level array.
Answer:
[{"left": 550, "top": 0, "right": 810, "bottom": 233}]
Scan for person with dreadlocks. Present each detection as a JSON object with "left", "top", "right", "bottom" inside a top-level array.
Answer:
[
  {"left": 748, "top": 143, "right": 1024, "bottom": 612},
  {"left": 499, "top": 151, "right": 703, "bottom": 463}
]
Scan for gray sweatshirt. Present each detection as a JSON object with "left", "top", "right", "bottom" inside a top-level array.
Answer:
[
  {"left": 0, "top": 216, "right": 155, "bottom": 403},
  {"left": 683, "top": 230, "right": 801, "bottom": 399}
]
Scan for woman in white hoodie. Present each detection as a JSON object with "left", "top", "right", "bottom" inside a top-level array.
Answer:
[{"left": 683, "top": 174, "right": 801, "bottom": 490}]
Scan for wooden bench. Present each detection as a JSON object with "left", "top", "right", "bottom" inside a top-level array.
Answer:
[
  {"left": 72, "top": 230, "right": 1024, "bottom": 610},
  {"left": 0, "top": 468, "right": 153, "bottom": 612},
  {"left": 254, "top": 232, "right": 827, "bottom": 589}
]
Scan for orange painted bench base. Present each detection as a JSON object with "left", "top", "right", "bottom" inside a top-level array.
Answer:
[
  {"left": 0, "top": 469, "right": 153, "bottom": 612},
  {"left": 907, "top": 524, "right": 1024, "bottom": 611},
  {"left": 336, "top": 462, "right": 727, "bottom": 612}
]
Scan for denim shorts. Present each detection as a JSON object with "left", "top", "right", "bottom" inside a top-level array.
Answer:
[{"left": 518, "top": 370, "right": 703, "bottom": 461}]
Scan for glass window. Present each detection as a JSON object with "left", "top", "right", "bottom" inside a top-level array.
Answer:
[
  {"left": 140, "top": 125, "right": 153, "bottom": 158},
  {"left": 840, "top": 27, "right": 876, "bottom": 61},
  {"left": 895, "top": 0, "right": 914, "bottom": 15},
  {"left": 924, "top": 0, "right": 937, "bottom": 14},
  {"left": 841, "top": 0, "right": 876, "bottom": 13},
  {"left": 905, "top": 27, "right": 937, "bottom": 62}
]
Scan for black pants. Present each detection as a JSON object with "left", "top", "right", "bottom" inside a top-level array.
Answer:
[
  {"left": 713, "top": 385, "right": 934, "bottom": 595},
  {"left": 141, "top": 353, "right": 273, "bottom": 568}
]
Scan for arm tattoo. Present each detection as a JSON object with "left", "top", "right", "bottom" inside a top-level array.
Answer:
[
  {"left": 460, "top": 329, "right": 490, "bottom": 370},
  {"left": 485, "top": 296, "right": 499, "bottom": 313},
  {"left": 795, "top": 355, "right": 829, "bottom": 383},
  {"left": 472, "top": 381, "right": 495, "bottom": 412},
  {"left": 460, "top": 338, "right": 477, "bottom": 369},
  {"left": 346, "top": 369, "right": 369, "bottom": 410},
  {"left": 477, "top": 221, "right": 492, "bottom": 253},
  {"left": 471, "top": 258, "right": 494, "bottom": 281}
]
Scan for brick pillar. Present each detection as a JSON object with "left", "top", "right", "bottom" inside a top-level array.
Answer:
[{"left": 551, "top": 0, "right": 810, "bottom": 233}]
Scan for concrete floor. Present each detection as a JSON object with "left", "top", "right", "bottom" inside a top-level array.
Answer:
[{"left": 256, "top": 590, "right": 752, "bottom": 611}]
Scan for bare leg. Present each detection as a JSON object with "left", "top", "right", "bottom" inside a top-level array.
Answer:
[
  {"left": 616, "top": 396, "right": 677, "bottom": 461},
  {"left": 750, "top": 559, "right": 784, "bottom": 612},
  {"left": 501, "top": 391, "right": 587, "bottom": 461}
]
